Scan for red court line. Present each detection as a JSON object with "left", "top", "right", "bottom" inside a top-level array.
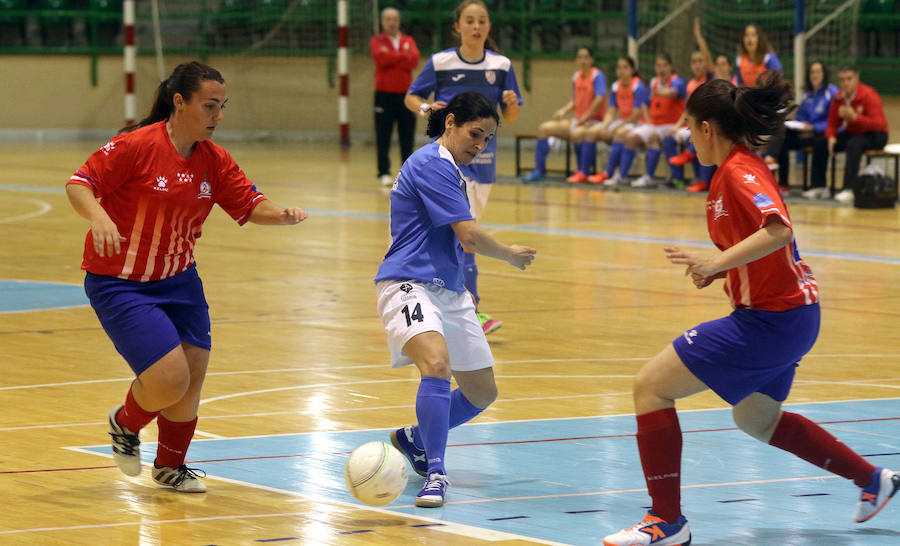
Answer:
[{"left": 3, "top": 416, "right": 897, "bottom": 476}]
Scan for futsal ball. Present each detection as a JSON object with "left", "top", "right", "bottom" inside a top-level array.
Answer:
[{"left": 344, "top": 441, "right": 409, "bottom": 506}]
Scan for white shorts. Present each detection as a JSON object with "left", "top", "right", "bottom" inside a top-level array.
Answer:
[
  {"left": 631, "top": 123, "right": 676, "bottom": 144},
  {"left": 375, "top": 280, "right": 494, "bottom": 371},
  {"left": 674, "top": 126, "right": 691, "bottom": 144},
  {"left": 607, "top": 119, "right": 636, "bottom": 133}
]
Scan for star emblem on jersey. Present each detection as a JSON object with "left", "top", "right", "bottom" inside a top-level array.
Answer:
[
  {"left": 399, "top": 283, "right": 413, "bottom": 293},
  {"left": 742, "top": 173, "right": 759, "bottom": 185},
  {"left": 153, "top": 176, "right": 169, "bottom": 192},
  {"left": 176, "top": 172, "right": 194, "bottom": 184}
]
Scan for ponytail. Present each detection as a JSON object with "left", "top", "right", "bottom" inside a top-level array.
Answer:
[
  {"left": 426, "top": 91, "right": 500, "bottom": 138},
  {"left": 686, "top": 70, "right": 794, "bottom": 147},
  {"left": 119, "top": 61, "right": 225, "bottom": 134}
]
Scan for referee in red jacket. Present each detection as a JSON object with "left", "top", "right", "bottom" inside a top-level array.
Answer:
[{"left": 371, "top": 7, "right": 420, "bottom": 187}]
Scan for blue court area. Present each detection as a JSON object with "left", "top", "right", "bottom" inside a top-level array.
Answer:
[
  {"left": 76, "top": 399, "right": 900, "bottom": 545},
  {"left": 0, "top": 280, "right": 88, "bottom": 313}
]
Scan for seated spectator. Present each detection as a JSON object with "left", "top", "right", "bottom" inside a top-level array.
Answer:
[
  {"left": 523, "top": 47, "right": 607, "bottom": 183},
  {"left": 623, "top": 53, "right": 686, "bottom": 188},
  {"left": 764, "top": 61, "right": 837, "bottom": 199},
  {"left": 584, "top": 57, "right": 649, "bottom": 185},
  {"left": 736, "top": 24, "right": 782, "bottom": 86},
  {"left": 823, "top": 65, "right": 889, "bottom": 204},
  {"left": 714, "top": 55, "right": 738, "bottom": 85}
]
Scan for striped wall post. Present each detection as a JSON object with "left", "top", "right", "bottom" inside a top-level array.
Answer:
[
  {"left": 337, "top": 0, "right": 350, "bottom": 147},
  {"left": 124, "top": 0, "right": 136, "bottom": 127}
]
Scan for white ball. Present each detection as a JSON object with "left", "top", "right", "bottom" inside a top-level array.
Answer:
[{"left": 344, "top": 441, "right": 409, "bottom": 506}]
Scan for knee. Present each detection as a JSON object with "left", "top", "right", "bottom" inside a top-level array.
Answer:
[
  {"left": 140, "top": 367, "right": 191, "bottom": 407},
  {"left": 418, "top": 356, "right": 452, "bottom": 380},
  {"left": 732, "top": 407, "right": 779, "bottom": 441},
  {"left": 625, "top": 135, "right": 641, "bottom": 148},
  {"left": 464, "top": 381, "right": 498, "bottom": 409}
]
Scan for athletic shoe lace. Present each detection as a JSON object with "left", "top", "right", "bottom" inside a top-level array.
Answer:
[
  {"left": 109, "top": 430, "right": 140, "bottom": 456},
  {"left": 172, "top": 465, "right": 207, "bottom": 487},
  {"left": 422, "top": 475, "right": 448, "bottom": 493}
]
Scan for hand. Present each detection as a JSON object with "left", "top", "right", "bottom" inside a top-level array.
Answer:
[
  {"left": 430, "top": 100, "right": 448, "bottom": 113},
  {"left": 280, "top": 207, "right": 308, "bottom": 225},
  {"left": 828, "top": 137, "right": 837, "bottom": 156},
  {"left": 688, "top": 267, "right": 725, "bottom": 289},
  {"left": 799, "top": 122, "right": 814, "bottom": 132},
  {"left": 507, "top": 245, "right": 537, "bottom": 270},
  {"left": 552, "top": 108, "right": 565, "bottom": 121},
  {"left": 664, "top": 246, "right": 721, "bottom": 277},
  {"left": 502, "top": 90, "right": 518, "bottom": 108},
  {"left": 90, "top": 215, "right": 126, "bottom": 257},
  {"left": 693, "top": 16, "right": 701, "bottom": 37}
]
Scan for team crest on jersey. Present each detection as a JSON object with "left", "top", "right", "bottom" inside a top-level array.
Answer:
[
  {"left": 742, "top": 173, "right": 759, "bottom": 185},
  {"left": 484, "top": 70, "right": 495, "bottom": 84},
  {"left": 197, "top": 179, "right": 212, "bottom": 199},
  {"left": 153, "top": 176, "right": 169, "bottom": 192},
  {"left": 707, "top": 192, "right": 728, "bottom": 220},
  {"left": 100, "top": 141, "right": 116, "bottom": 156},
  {"left": 176, "top": 172, "right": 194, "bottom": 184}
]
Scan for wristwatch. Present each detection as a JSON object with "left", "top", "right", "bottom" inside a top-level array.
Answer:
[{"left": 418, "top": 103, "right": 431, "bottom": 116}]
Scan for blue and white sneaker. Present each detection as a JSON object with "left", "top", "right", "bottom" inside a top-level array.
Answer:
[
  {"left": 603, "top": 511, "right": 691, "bottom": 546},
  {"left": 855, "top": 467, "right": 900, "bottom": 522},
  {"left": 390, "top": 426, "right": 428, "bottom": 477},
  {"left": 522, "top": 169, "right": 546, "bottom": 183},
  {"left": 415, "top": 472, "right": 449, "bottom": 507}
]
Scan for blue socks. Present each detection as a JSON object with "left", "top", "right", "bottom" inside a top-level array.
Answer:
[
  {"left": 696, "top": 163, "right": 716, "bottom": 183},
  {"left": 645, "top": 148, "right": 661, "bottom": 178},
  {"left": 662, "top": 137, "right": 682, "bottom": 179},
  {"left": 606, "top": 141, "right": 624, "bottom": 176},
  {"left": 578, "top": 142, "right": 596, "bottom": 174},
  {"left": 412, "top": 388, "right": 484, "bottom": 448},
  {"left": 620, "top": 147, "right": 636, "bottom": 177},
  {"left": 535, "top": 138, "right": 550, "bottom": 174},
  {"left": 463, "top": 252, "right": 478, "bottom": 304},
  {"left": 415, "top": 376, "right": 451, "bottom": 475}
]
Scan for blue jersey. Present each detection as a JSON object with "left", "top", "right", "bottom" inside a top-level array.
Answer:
[
  {"left": 375, "top": 143, "right": 474, "bottom": 292},
  {"left": 797, "top": 84, "right": 838, "bottom": 134},
  {"left": 408, "top": 48, "right": 523, "bottom": 183}
]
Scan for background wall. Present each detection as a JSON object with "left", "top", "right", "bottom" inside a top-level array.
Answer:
[{"left": 2, "top": 55, "right": 898, "bottom": 144}]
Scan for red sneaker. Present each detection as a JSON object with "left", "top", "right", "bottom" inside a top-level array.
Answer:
[
  {"left": 566, "top": 171, "right": 587, "bottom": 184},
  {"left": 587, "top": 172, "right": 610, "bottom": 185},
  {"left": 686, "top": 181, "right": 708, "bottom": 193},
  {"left": 669, "top": 150, "right": 696, "bottom": 167}
]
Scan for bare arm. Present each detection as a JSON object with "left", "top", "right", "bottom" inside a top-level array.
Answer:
[
  {"left": 664, "top": 217, "right": 793, "bottom": 277},
  {"left": 694, "top": 17, "right": 715, "bottom": 72},
  {"left": 501, "top": 89, "right": 520, "bottom": 124},
  {"left": 451, "top": 219, "right": 536, "bottom": 270},
  {"left": 66, "top": 183, "right": 125, "bottom": 258},
  {"left": 247, "top": 199, "right": 308, "bottom": 225}
]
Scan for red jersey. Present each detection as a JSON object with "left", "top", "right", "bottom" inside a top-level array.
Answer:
[
  {"left": 686, "top": 72, "right": 712, "bottom": 98},
  {"left": 706, "top": 144, "right": 818, "bottom": 311},
  {"left": 370, "top": 32, "right": 420, "bottom": 93},
  {"left": 68, "top": 121, "right": 266, "bottom": 282},
  {"left": 825, "top": 82, "right": 888, "bottom": 139},
  {"left": 572, "top": 67, "right": 606, "bottom": 121},
  {"left": 649, "top": 74, "right": 686, "bottom": 125},
  {"left": 610, "top": 76, "right": 647, "bottom": 122}
]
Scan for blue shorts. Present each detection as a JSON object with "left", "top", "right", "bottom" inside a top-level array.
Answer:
[
  {"left": 84, "top": 265, "right": 211, "bottom": 375},
  {"left": 672, "top": 303, "right": 820, "bottom": 406}
]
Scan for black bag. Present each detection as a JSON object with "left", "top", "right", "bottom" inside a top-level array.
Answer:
[{"left": 854, "top": 172, "right": 897, "bottom": 209}]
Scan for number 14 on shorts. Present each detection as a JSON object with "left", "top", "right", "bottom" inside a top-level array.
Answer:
[{"left": 401, "top": 303, "right": 424, "bottom": 326}]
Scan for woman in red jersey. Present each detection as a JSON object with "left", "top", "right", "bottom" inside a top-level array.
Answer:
[
  {"left": 602, "top": 72, "right": 898, "bottom": 546},
  {"left": 66, "top": 62, "right": 308, "bottom": 492}
]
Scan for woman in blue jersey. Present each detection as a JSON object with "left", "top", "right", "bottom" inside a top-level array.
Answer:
[
  {"left": 376, "top": 92, "right": 536, "bottom": 508},
  {"left": 404, "top": 0, "right": 523, "bottom": 335}
]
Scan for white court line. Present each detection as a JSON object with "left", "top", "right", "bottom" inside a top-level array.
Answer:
[
  {"left": 6, "top": 450, "right": 567, "bottom": 545},
  {"left": 0, "top": 198, "right": 51, "bottom": 224},
  {"left": 2, "top": 354, "right": 898, "bottom": 392}
]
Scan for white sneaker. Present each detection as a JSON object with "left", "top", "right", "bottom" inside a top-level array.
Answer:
[
  {"left": 855, "top": 467, "right": 900, "bottom": 523},
  {"left": 415, "top": 472, "right": 449, "bottom": 507},
  {"left": 108, "top": 406, "right": 142, "bottom": 477},
  {"left": 603, "top": 512, "right": 692, "bottom": 546},
  {"left": 631, "top": 174, "right": 655, "bottom": 188},
  {"left": 379, "top": 174, "right": 394, "bottom": 187},
  {"left": 802, "top": 187, "right": 830, "bottom": 200},
  {"left": 152, "top": 463, "right": 207, "bottom": 493},
  {"left": 834, "top": 188, "right": 855, "bottom": 204},
  {"left": 605, "top": 174, "right": 624, "bottom": 187}
]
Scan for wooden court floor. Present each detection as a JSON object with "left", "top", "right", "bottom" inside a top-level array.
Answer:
[{"left": 1, "top": 139, "right": 898, "bottom": 544}]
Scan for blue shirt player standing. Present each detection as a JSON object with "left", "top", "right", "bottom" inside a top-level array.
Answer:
[
  {"left": 376, "top": 92, "right": 536, "bottom": 508},
  {"left": 404, "top": 0, "right": 523, "bottom": 335}
]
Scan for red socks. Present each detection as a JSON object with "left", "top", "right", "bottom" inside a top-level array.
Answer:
[
  {"left": 769, "top": 411, "right": 876, "bottom": 488},
  {"left": 155, "top": 414, "right": 198, "bottom": 469},
  {"left": 116, "top": 385, "right": 159, "bottom": 433},
  {"left": 636, "top": 408, "right": 683, "bottom": 523}
]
